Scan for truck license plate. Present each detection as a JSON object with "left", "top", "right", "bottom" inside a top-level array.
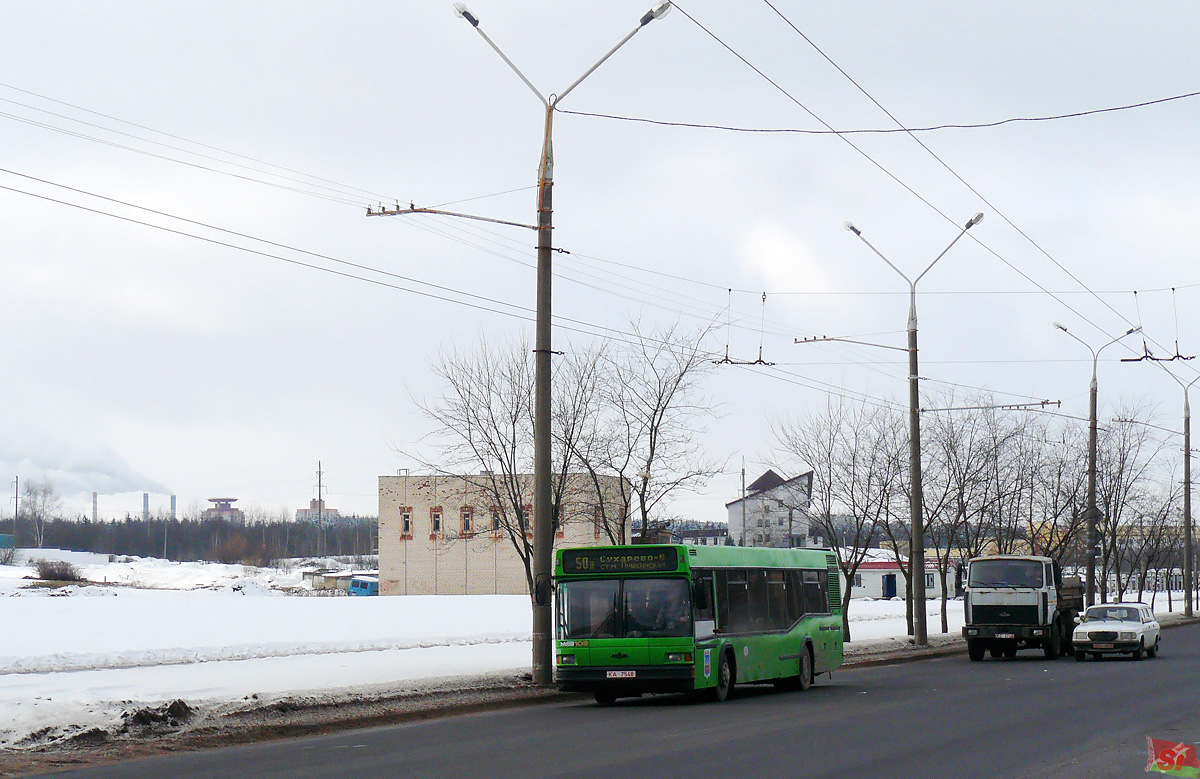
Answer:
[
  {"left": 996, "top": 633, "right": 1015, "bottom": 639},
  {"left": 1093, "top": 643, "right": 1113, "bottom": 649},
  {"left": 607, "top": 670, "right": 636, "bottom": 678}
]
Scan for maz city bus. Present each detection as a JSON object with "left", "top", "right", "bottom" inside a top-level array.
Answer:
[{"left": 554, "top": 544, "right": 843, "bottom": 705}]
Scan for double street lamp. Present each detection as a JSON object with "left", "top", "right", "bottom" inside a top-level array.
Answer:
[
  {"left": 844, "top": 212, "right": 984, "bottom": 647},
  {"left": 452, "top": 2, "right": 672, "bottom": 686},
  {"left": 1052, "top": 322, "right": 1140, "bottom": 606}
]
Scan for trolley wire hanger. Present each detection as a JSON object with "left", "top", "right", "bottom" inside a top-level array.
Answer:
[{"left": 714, "top": 291, "right": 775, "bottom": 365}]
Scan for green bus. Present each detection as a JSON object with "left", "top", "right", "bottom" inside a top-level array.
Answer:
[{"left": 554, "top": 544, "right": 843, "bottom": 704}]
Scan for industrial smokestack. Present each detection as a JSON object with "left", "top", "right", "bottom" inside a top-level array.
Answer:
[
  {"left": 92, "top": 492, "right": 97, "bottom": 523},
  {"left": 143, "top": 492, "right": 149, "bottom": 522},
  {"left": 170, "top": 495, "right": 177, "bottom": 520}
]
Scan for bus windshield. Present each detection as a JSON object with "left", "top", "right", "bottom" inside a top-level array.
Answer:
[
  {"left": 968, "top": 559, "right": 1044, "bottom": 588},
  {"left": 557, "top": 578, "right": 692, "bottom": 639}
]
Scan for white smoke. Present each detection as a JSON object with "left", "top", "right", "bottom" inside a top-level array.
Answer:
[{"left": 0, "top": 429, "right": 170, "bottom": 499}]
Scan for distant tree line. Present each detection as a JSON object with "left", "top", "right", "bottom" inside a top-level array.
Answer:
[{"left": 3, "top": 481, "right": 377, "bottom": 564}]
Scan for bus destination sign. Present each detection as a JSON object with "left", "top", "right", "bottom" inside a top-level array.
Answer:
[{"left": 561, "top": 547, "right": 679, "bottom": 575}]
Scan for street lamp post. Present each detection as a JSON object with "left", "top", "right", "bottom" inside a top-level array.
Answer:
[
  {"left": 1052, "top": 323, "right": 1140, "bottom": 607},
  {"left": 453, "top": 2, "right": 671, "bottom": 686},
  {"left": 844, "top": 213, "right": 983, "bottom": 647},
  {"left": 1157, "top": 371, "right": 1199, "bottom": 617}
]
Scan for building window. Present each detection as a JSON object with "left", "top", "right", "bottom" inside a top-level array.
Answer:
[
  {"left": 593, "top": 507, "right": 603, "bottom": 539},
  {"left": 461, "top": 507, "right": 473, "bottom": 535},
  {"left": 521, "top": 505, "right": 533, "bottom": 538},
  {"left": 925, "top": 573, "right": 935, "bottom": 590},
  {"left": 489, "top": 507, "right": 502, "bottom": 536},
  {"left": 854, "top": 574, "right": 863, "bottom": 588},
  {"left": 431, "top": 507, "right": 442, "bottom": 535},
  {"left": 400, "top": 508, "right": 412, "bottom": 539}
]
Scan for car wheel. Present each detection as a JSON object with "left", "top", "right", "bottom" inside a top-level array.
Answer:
[
  {"left": 968, "top": 639, "right": 986, "bottom": 662},
  {"left": 594, "top": 690, "right": 617, "bottom": 706},
  {"left": 712, "top": 651, "right": 734, "bottom": 702},
  {"left": 1148, "top": 638, "right": 1159, "bottom": 658},
  {"left": 1074, "top": 650, "right": 1086, "bottom": 662},
  {"left": 1132, "top": 639, "right": 1144, "bottom": 661}
]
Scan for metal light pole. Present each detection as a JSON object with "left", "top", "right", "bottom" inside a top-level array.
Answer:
[
  {"left": 453, "top": 2, "right": 672, "bottom": 686},
  {"left": 845, "top": 212, "right": 983, "bottom": 647},
  {"left": 1052, "top": 323, "right": 1140, "bottom": 606},
  {"left": 1157, "top": 371, "right": 1199, "bottom": 617}
]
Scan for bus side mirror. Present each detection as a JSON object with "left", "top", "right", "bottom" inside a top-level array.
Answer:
[{"left": 693, "top": 581, "right": 710, "bottom": 611}]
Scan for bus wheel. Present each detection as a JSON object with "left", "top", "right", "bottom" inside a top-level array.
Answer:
[
  {"left": 594, "top": 690, "right": 617, "bottom": 706},
  {"left": 712, "top": 651, "right": 734, "bottom": 702},
  {"left": 798, "top": 648, "right": 812, "bottom": 692}
]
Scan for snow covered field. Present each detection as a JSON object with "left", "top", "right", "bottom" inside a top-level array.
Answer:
[{"left": 0, "top": 550, "right": 1188, "bottom": 748}]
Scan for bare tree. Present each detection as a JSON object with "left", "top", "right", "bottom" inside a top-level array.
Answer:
[
  {"left": 775, "top": 396, "right": 903, "bottom": 640},
  {"left": 1095, "top": 404, "right": 1168, "bottom": 602},
  {"left": 22, "top": 479, "right": 62, "bottom": 549},
  {"left": 603, "top": 321, "right": 721, "bottom": 540}
]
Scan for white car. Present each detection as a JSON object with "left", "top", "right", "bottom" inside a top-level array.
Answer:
[{"left": 1072, "top": 602, "right": 1160, "bottom": 661}]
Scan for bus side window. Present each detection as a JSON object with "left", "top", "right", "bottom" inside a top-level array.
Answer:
[
  {"left": 693, "top": 573, "right": 714, "bottom": 622},
  {"left": 718, "top": 570, "right": 750, "bottom": 632},
  {"left": 786, "top": 569, "right": 807, "bottom": 621},
  {"left": 803, "top": 569, "right": 828, "bottom": 615}
]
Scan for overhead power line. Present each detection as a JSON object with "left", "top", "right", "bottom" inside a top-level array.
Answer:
[{"left": 558, "top": 89, "right": 1200, "bottom": 135}]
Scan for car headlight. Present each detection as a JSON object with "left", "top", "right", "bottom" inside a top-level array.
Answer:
[
  {"left": 1073, "top": 631, "right": 1087, "bottom": 640},
  {"left": 1118, "top": 632, "right": 1134, "bottom": 641}
]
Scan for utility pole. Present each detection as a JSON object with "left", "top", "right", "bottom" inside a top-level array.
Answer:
[
  {"left": 317, "top": 461, "right": 325, "bottom": 560},
  {"left": 12, "top": 476, "right": 18, "bottom": 536},
  {"left": 1054, "top": 323, "right": 1140, "bottom": 606},
  {"left": 843, "top": 213, "right": 983, "bottom": 646},
  {"left": 370, "top": 2, "right": 671, "bottom": 687},
  {"left": 740, "top": 459, "right": 746, "bottom": 546}
]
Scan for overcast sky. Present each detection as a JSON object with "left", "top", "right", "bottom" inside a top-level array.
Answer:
[{"left": 2, "top": 2, "right": 1198, "bottom": 525}]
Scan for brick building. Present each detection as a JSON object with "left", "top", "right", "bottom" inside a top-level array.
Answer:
[{"left": 378, "top": 472, "right": 629, "bottom": 596}]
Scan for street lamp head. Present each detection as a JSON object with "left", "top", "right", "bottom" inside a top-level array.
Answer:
[
  {"left": 641, "top": 2, "right": 672, "bottom": 25},
  {"left": 1053, "top": 322, "right": 1068, "bottom": 332},
  {"left": 1126, "top": 326, "right": 1142, "bottom": 336},
  {"left": 453, "top": 3, "right": 479, "bottom": 27},
  {"left": 967, "top": 212, "right": 984, "bottom": 228},
  {"left": 843, "top": 221, "right": 861, "bottom": 236}
]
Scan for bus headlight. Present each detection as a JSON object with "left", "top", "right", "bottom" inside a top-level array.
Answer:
[
  {"left": 558, "top": 654, "right": 575, "bottom": 665},
  {"left": 665, "top": 653, "right": 692, "bottom": 663}
]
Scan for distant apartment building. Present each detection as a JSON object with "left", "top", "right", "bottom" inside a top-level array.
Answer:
[
  {"left": 296, "top": 499, "right": 340, "bottom": 524},
  {"left": 677, "top": 525, "right": 728, "bottom": 546},
  {"left": 202, "top": 498, "right": 245, "bottom": 523},
  {"left": 726, "top": 469, "right": 817, "bottom": 548},
  {"left": 378, "top": 472, "right": 629, "bottom": 596}
]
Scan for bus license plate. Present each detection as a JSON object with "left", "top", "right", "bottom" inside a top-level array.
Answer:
[
  {"left": 607, "top": 670, "right": 636, "bottom": 679},
  {"left": 996, "top": 633, "right": 1015, "bottom": 639},
  {"left": 1094, "top": 643, "right": 1113, "bottom": 649}
]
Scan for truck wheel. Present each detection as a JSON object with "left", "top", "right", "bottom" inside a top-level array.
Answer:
[
  {"left": 1043, "top": 624, "right": 1061, "bottom": 660},
  {"left": 968, "top": 639, "right": 985, "bottom": 662},
  {"left": 989, "top": 646, "right": 1003, "bottom": 659},
  {"left": 1003, "top": 645, "right": 1017, "bottom": 659}
]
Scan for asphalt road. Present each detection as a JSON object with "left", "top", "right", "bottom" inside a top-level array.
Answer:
[{"left": 35, "top": 623, "right": 1200, "bottom": 779}]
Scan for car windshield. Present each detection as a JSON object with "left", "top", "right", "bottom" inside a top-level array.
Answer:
[
  {"left": 1085, "top": 606, "right": 1136, "bottom": 622},
  {"left": 557, "top": 578, "right": 692, "bottom": 639},
  {"left": 968, "top": 560, "right": 1044, "bottom": 588}
]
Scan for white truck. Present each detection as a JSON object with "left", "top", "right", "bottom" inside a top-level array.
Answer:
[{"left": 962, "top": 555, "right": 1084, "bottom": 661}]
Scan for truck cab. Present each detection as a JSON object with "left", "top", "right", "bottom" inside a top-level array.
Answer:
[{"left": 962, "top": 555, "right": 1083, "bottom": 661}]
